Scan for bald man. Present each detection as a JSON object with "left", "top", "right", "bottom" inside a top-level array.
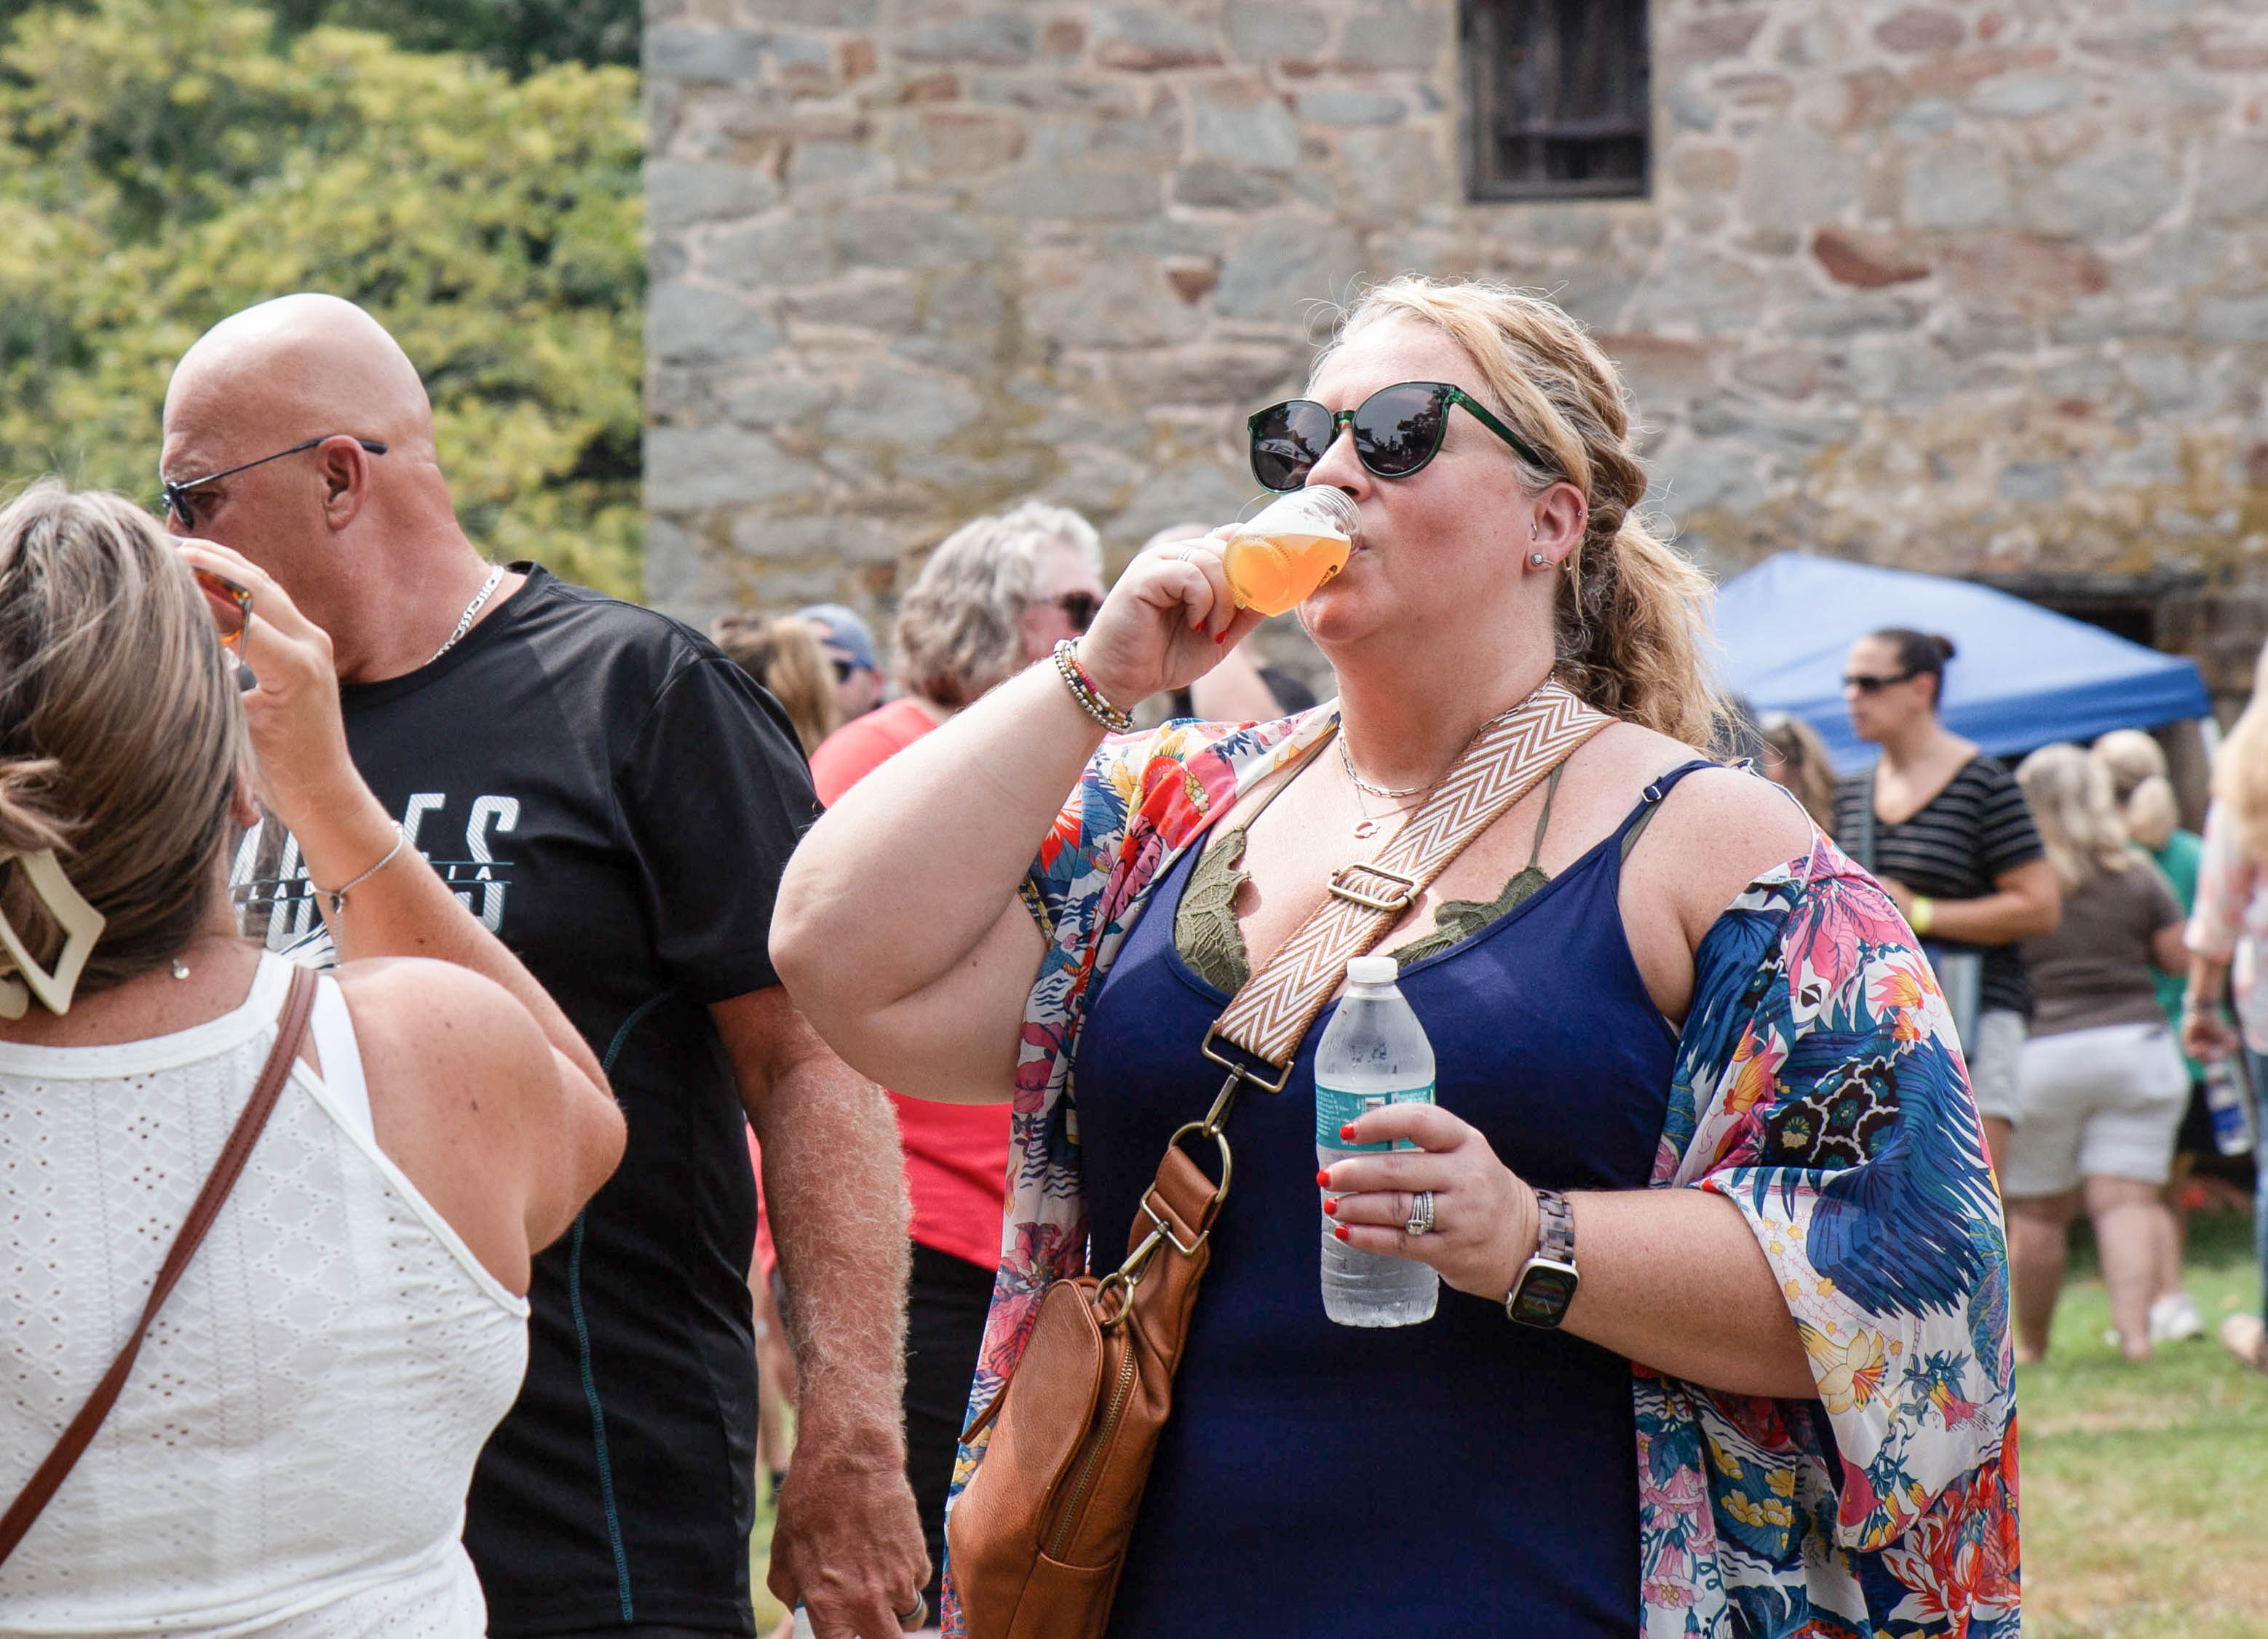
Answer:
[{"left": 162, "top": 295, "right": 927, "bottom": 1639}]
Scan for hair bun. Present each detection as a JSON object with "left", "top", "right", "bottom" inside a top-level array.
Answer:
[{"left": 1931, "top": 635, "right": 1956, "bottom": 663}]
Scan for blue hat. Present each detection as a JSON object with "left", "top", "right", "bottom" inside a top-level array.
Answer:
[{"left": 795, "top": 603, "right": 879, "bottom": 674}]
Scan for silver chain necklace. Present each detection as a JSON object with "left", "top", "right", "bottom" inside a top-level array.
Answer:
[
  {"left": 429, "top": 565, "right": 507, "bottom": 665},
  {"left": 1336, "top": 730, "right": 1430, "bottom": 801}
]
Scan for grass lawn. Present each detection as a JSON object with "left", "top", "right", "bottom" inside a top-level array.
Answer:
[
  {"left": 2021, "top": 1210, "right": 2268, "bottom": 1638},
  {"left": 748, "top": 1213, "right": 2268, "bottom": 1636}
]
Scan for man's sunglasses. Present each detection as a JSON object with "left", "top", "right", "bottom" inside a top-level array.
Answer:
[
  {"left": 1055, "top": 591, "right": 1099, "bottom": 632},
  {"left": 1247, "top": 381, "right": 1550, "bottom": 493},
  {"left": 161, "top": 435, "right": 388, "bottom": 531},
  {"left": 1843, "top": 670, "right": 1920, "bottom": 694},
  {"left": 192, "top": 566, "right": 252, "bottom": 654}
]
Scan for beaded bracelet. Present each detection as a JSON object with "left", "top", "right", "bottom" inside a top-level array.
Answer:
[{"left": 1052, "top": 639, "right": 1135, "bottom": 733}]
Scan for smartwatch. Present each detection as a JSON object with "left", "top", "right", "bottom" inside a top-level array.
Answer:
[{"left": 1505, "top": 1188, "right": 1578, "bottom": 1329}]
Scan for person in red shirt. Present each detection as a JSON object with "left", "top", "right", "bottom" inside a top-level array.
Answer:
[{"left": 806, "top": 499, "right": 1107, "bottom": 1622}]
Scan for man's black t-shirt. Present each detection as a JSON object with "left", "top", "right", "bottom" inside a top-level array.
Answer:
[{"left": 229, "top": 566, "right": 820, "bottom": 1635}]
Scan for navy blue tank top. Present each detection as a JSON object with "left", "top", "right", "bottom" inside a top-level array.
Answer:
[{"left": 1074, "top": 762, "right": 1704, "bottom": 1638}]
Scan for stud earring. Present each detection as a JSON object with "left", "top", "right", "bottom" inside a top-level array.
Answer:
[{"left": 1528, "top": 552, "right": 1550, "bottom": 568}]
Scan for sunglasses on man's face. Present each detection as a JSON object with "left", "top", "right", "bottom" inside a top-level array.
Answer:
[
  {"left": 1246, "top": 381, "right": 1551, "bottom": 493},
  {"left": 1843, "top": 670, "right": 1919, "bottom": 695},
  {"left": 1055, "top": 591, "right": 1100, "bottom": 632},
  {"left": 159, "top": 434, "right": 389, "bottom": 532},
  {"left": 192, "top": 566, "right": 252, "bottom": 654}
]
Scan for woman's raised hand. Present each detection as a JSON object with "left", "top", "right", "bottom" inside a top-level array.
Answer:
[
  {"left": 174, "top": 539, "right": 365, "bottom": 836},
  {"left": 1075, "top": 528, "right": 1270, "bottom": 710}
]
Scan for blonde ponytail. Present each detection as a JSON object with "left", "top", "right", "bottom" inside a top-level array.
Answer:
[{"left": 1322, "top": 277, "right": 1721, "bottom": 749}]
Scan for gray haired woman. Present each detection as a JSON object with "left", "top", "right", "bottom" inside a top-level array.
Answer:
[{"left": 805, "top": 496, "right": 1108, "bottom": 1629}]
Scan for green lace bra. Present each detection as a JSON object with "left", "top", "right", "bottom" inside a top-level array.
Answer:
[{"left": 1174, "top": 761, "right": 1643, "bottom": 995}]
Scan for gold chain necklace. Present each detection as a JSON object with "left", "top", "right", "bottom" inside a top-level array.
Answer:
[{"left": 1333, "top": 678, "right": 1553, "bottom": 840}]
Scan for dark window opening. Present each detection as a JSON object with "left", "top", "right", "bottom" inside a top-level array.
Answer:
[{"left": 1462, "top": 0, "right": 1650, "bottom": 202}]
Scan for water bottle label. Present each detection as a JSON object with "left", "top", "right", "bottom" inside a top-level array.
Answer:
[{"left": 1315, "top": 1082, "right": 1435, "bottom": 1151}]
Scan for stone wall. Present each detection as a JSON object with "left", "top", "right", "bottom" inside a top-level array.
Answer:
[{"left": 643, "top": 0, "right": 2268, "bottom": 699}]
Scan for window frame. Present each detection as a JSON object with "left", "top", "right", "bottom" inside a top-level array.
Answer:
[{"left": 1461, "top": 0, "right": 1653, "bottom": 204}]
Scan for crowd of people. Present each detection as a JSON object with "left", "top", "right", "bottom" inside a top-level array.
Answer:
[
  {"left": 0, "top": 268, "right": 2256, "bottom": 1639},
  {"left": 1759, "top": 632, "right": 2264, "bottom": 1372}
]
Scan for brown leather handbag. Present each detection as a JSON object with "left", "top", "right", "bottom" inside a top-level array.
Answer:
[
  {"left": 0, "top": 965, "right": 317, "bottom": 1565},
  {"left": 946, "top": 685, "right": 1608, "bottom": 1639}
]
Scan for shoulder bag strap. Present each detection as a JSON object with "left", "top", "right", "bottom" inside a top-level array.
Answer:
[
  {"left": 1214, "top": 680, "right": 1612, "bottom": 1072},
  {"left": 1085, "top": 681, "right": 1612, "bottom": 1321},
  {"left": 0, "top": 963, "right": 319, "bottom": 1565}
]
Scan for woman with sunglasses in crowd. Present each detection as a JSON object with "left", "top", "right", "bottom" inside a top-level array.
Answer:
[
  {"left": 0, "top": 483, "right": 622, "bottom": 1632},
  {"left": 774, "top": 277, "right": 2015, "bottom": 1639},
  {"left": 1833, "top": 630, "right": 2060, "bottom": 1173},
  {"left": 801, "top": 497, "right": 1109, "bottom": 1630}
]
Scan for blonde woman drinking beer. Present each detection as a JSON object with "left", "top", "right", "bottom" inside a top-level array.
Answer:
[{"left": 772, "top": 278, "right": 2015, "bottom": 1639}]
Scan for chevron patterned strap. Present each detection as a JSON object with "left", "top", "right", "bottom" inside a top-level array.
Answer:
[{"left": 1213, "top": 680, "right": 1612, "bottom": 1071}]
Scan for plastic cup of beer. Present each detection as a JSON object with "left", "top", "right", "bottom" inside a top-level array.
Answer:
[{"left": 1221, "top": 488, "right": 1360, "bottom": 619}]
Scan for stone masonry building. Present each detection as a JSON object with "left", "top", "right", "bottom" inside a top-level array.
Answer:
[{"left": 643, "top": 0, "right": 2268, "bottom": 702}]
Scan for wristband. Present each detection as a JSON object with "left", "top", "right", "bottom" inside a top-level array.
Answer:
[
  {"left": 1051, "top": 640, "right": 1135, "bottom": 733},
  {"left": 1909, "top": 894, "right": 1935, "bottom": 937}
]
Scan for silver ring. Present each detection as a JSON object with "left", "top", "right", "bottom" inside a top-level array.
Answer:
[
  {"left": 1405, "top": 1189, "right": 1435, "bottom": 1237},
  {"left": 897, "top": 1591, "right": 929, "bottom": 1630}
]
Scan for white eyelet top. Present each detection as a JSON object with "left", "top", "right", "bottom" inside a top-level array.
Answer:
[{"left": 0, "top": 952, "right": 528, "bottom": 1636}]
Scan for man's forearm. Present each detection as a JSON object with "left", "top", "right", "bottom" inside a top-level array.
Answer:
[{"left": 752, "top": 1047, "right": 912, "bottom": 1460}]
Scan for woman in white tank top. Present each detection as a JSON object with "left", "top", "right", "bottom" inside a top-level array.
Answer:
[{"left": 0, "top": 485, "right": 624, "bottom": 1635}]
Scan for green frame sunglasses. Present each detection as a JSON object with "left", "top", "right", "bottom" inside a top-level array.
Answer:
[{"left": 1246, "top": 381, "right": 1550, "bottom": 492}]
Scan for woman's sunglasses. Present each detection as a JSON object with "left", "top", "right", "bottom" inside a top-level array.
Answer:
[
  {"left": 194, "top": 566, "right": 252, "bottom": 654},
  {"left": 1246, "top": 381, "right": 1550, "bottom": 493},
  {"left": 1842, "top": 670, "right": 1919, "bottom": 694}
]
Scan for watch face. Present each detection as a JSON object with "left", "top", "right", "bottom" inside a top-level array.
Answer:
[{"left": 1510, "top": 1261, "right": 1579, "bottom": 1328}]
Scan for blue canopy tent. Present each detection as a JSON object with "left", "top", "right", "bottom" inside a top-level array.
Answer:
[{"left": 1714, "top": 552, "right": 2213, "bottom": 774}]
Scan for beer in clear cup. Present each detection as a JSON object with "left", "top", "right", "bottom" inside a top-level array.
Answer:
[{"left": 1221, "top": 488, "right": 1359, "bottom": 618}]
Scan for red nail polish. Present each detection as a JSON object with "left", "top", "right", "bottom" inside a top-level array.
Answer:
[
  {"left": 1214, "top": 630, "right": 1229, "bottom": 645},
  {"left": 1333, "top": 1224, "right": 1349, "bottom": 1242},
  {"left": 1315, "top": 1170, "right": 1331, "bottom": 1187},
  {"left": 1323, "top": 1196, "right": 1338, "bottom": 1216},
  {"left": 1339, "top": 1124, "right": 1357, "bottom": 1141}
]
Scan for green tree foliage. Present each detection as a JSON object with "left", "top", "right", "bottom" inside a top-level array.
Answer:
[
  {"left": 0, "top": 0, "right": 644, "bottom": 596},
  {"left": 270, "top": 0, "right": 638, "bottom": 75}
]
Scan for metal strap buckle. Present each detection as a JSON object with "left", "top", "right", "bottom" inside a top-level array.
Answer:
[
  {"left": 1140, "top": 1188, "right": 1208, "bottom": 1258},
  {"left": 1328, "top": 860, "right": 1419, "bottom": 913},
  {"left": 1100, "top": 1172, "right": 1221, "bottom": 1323},
  {"left": 1199, "top": 1025, "right": 1294, "bottom": 1096}
]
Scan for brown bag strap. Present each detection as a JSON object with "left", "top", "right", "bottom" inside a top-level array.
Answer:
[
  {"left": 1213, "top": 680, "right": 1611, "bottom": 1071},
  {"left": 0, "top": 964, "right": 319, "bottom": 1565}
]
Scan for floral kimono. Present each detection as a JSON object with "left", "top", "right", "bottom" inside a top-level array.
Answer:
[{"left": 944, "top": 711, "right": 2018, "bottom": 1639}]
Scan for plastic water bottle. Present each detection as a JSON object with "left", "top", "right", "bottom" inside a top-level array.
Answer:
[
  {"left": 1315, "top": 955, "right": 1439, "bottom": 1327},
  {"left": 2203, "top": 1053, "right": 2256, "bottom": 1156}
]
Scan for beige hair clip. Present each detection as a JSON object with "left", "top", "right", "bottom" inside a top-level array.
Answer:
[{"left": 0, "top": 850, "right": 106, "bottom": 1018}]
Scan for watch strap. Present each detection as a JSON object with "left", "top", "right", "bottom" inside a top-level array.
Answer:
[{"left": 1534, "top": 1187, "right": 1574, "bottom": 1264}]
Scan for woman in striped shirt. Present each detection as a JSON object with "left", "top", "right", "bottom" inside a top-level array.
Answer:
[{"left": 1833, "top": 629, "right": 2061, "bottom": 1172}]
